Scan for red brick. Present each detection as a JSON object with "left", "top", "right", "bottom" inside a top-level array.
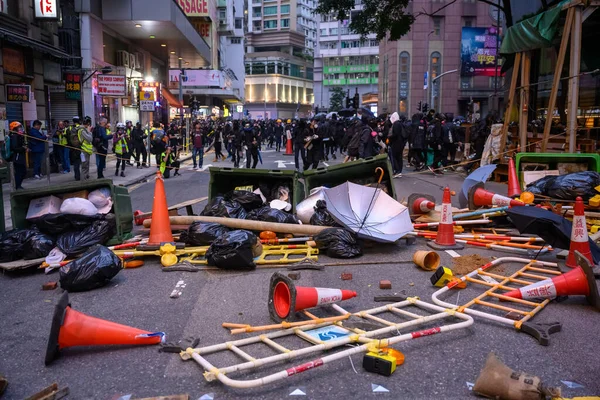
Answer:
[
  {"left": 42, "top": 282, "right": 58, "bottom": 291},
  {"left": 379, "top": 280, "right": 392, "bottom": 290},
  {"left": 341, "top": 273, "right": 353, "bottom": 281}
]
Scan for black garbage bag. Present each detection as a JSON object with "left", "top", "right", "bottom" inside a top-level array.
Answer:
[
  {"left": 59, "top": 245, "right": 122, "bottom": 292},
  {"left": 30, "top": 213, "right": 111, "bottom": 236},
  {"left": 314, "top": 228, "right": 362, "bottom": 258},
  {"left": 309, "top": 200, "right": 339, "bottom": 227},
  {"left": 23, "top": 232, "right": 55, "bottom": 260},
  {"left": 525, "top": 171, "right": 600, "bottom": 200},
  {"left": 180, "top": 222, "right": 230, "bottom": 246},
  {"left": 201, "top": 196, "right": 247, "bottom": 219},
  {"left": 206, "top": 230, "right": 257, "bottom": 270},
  {"left": 56, "top": 218, "right": 116, "bottom": 257},
  {"left": 246, "top": 206, "right": 299, "bottom": 224},
  {"left": 224, "top": 190, "right": 264, "bottom": 211},
  {"left": 0, "top": 229, "right": 39, "bottom": 262}
]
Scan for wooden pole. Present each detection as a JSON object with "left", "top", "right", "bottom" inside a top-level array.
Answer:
[
  {"left": 541, "top": 7, "right": 575, "bottom": 152},
  {"left": 519, "top": 52, "right": 531, "bottom": 151},
  {"left": 499, "top": 52, "right": 522, "bottom": 156},
  {"left": 567, "top": 6, "right": 582, "bottom": 153}
]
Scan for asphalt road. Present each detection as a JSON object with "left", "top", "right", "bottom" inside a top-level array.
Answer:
[{"left": 1, "top": 149, "right": 599, "bottom": 399}]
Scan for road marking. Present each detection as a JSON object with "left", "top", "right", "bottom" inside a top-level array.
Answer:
[
  {"left": 200, "top": 164, "right": 213, "bottom": 172},
  {"left": 170, "top": 280, "right": 186, "bottom": 299},
  {"left": 323, "top": 162, "right": 329, "bottom": 167},
  {"left": 275, "top": 160, "right": 295, "bottom": 169},
  {"left": 289, "top": 388, "right": 306, "bottom": 396},
  {"left": 371, "top": 384, "right": 389, "bottom": 393}
]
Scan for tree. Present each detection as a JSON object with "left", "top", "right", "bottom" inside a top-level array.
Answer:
[
  {"left": 329, "top": 87, "right": 346, "bottom": 112},
  {"left": 315, "top": 0, "right": 561, "bottom": 41}
]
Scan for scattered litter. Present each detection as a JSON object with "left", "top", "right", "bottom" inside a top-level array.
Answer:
[
  {"left": 445, "top": 250, "right": 461, "bottom": 258},
  {"left": 379, "top": 280, "right": 392, "bottom": 290},
  {"left": 478, "top": 274, "right": 500, "bottom": 285},
  {"left": 314, "top": 228, "right": 362, "bottom": 258},
  {"left": 341, "top": 273, "right": 353, "bottom": 280},
  {"left": 413, "top": 250, "right": 440, "bottom": 271},
  {"left": 371, "top": 384, "right": 390, "bottom": 393},
  {"left": 561, "top": 380, "right": 585, "bottom": 389},
  {"left": 305, "top": 325, "right": 351, "bottom": 342},
  {"left": 59, "top": 245, "right": 122, "bottom": 292},
  {"left": 409, "top": 282, "right": 414, "bottom": 286},
  {"left": 452, "top": 254, "right": 492, "bottom": 275},
  {"left": 466, "top": 382, "right": 474, "bottom": 391},
  {"left": 198, "top": 393, "right": 215, "bottom": 400},
  {"left": 170, "top": 280, "right": 186, "bottom": 299},
  {"left": 289, "top": 387, "right": 306, "bottom": 396},
  {"left": 25, "top": 383, "right": 69, "bottom": 400},
  {"left": 42, "top": 282, "right": 58, "bottom": 291}
]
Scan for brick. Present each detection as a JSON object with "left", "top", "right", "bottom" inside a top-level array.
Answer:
[
  {"left": 379, "top": 280, "right": 392, "bottom": 290},
  {"left": 341, "top": 273, "right": 352, "bottom": 281},
  {"left": 42, "top": 282, "right": 58, "bottom": 290},
  {"left": 288, "top": 272, "right": 301, "bottom": 280}
]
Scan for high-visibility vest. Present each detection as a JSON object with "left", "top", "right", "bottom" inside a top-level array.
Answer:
[
  {"left": 78, "top": 128, "right": 93, "bottom": 155},
  {"left": 159, "top": 151, "right": 174, "bottom": 174},
  {"left": 115, "top": 137, "right": 129, "bottom": 155}
]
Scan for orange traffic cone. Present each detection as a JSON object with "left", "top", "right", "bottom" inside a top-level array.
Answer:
[
  {"left": 427, "top": 187, "right": 464, "bottom": 250},
  {"left": 566, "top": 196, "right": 594, "bottom": 268},
  {"left": 284, "top": 138, "right": 293, "bottom": 155},
  {"left": 507, "top": 158, "right": 521, "bottom": 199},
  {"left": 503, "top": 251, "right": 600, "bottom": 309},
  {"left": 148, "top": 172, "right": 174, "bottom": 245},
  {"left": 408, "top": 193, "right": 436, "bottom": 215},
  {"left": 45, "top": 293, "right": 164, "bottom": 365},
  {"left": 268, "top": 273, "right": 357, "bottom": 322},
  {"left": 468, "top": 183, "right": 524, "bottom": 210}
]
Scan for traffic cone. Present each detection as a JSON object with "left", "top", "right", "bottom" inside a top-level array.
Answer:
[
  {"left": 566, "top": 196, "right": 594, "bottom": 268},
  {"left": 284, "top": 138, "right": 293, "bottom": 155},
  {"left": 507, "top": 158, "right": 521, "bottom": 199},
  {"left": 468, "top": 182, "right": 524, "bottom": 210},
  {"left": 408, "top": 193, "right": 436, "bottom": 215},
  {"left": 503, "top": 251, "right": 600, "bottom": 310},
  {"left": 427, "top": 187, "right": 464, "bottom": 250},
  {"left": 268, "top": 272, "right": 357, "bottom": 322},
  {"left": 148, "top": 172, "right": 174, "bottom": 245},
  {"left": 45, "top": 292, "right": 165, "bottom": 365}
]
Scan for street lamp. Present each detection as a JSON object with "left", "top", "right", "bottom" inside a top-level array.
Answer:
[{"left": 430, "top": 69, "right": 457, "bottom": 112}]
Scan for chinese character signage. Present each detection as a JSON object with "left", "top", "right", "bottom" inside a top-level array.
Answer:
[
  {"left": 139, "top": 100, "right": 155, "bottom": 112},
  {"left": 35, "top": 0, "right": 58, "bottom": 18},
  {"left": 461, "top": 27, "right": 503, "bottom": 77},
  {"left": 65, "top": 73, "right": 82, "bottom": 100},
  {"left": 6, "top": 85, "right": 31, "bottom": 102},
  {"left": 97, "top": 75, "right": 126, "bottom": 96}
]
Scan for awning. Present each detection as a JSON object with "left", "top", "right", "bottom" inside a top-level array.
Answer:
[
  {"left": 162, "top": 87, "right": 183, "bottom": 108},
  {"left": 0, "top": 28, "right": 79, "bottom": 60}
]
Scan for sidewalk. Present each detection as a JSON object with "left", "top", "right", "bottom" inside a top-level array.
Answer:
[{"left": 2, "top": 152, "right": 192, "bottom": 230}]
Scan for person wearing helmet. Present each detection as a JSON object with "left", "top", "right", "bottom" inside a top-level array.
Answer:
[
  {"left": 9, "top": 122, "right": 28, "bottom": 189},
  {"left": 274, "top": 119, "right": 284, "bottom": 152},
  {"left": 78, "top": 116, "right": 94, "bottom": 181},
  {"left": 94, "top": 117, "right": 113, "bottom": 179},
  {"left": 114, "top": 123, "right": 129, "bottom": 177}
]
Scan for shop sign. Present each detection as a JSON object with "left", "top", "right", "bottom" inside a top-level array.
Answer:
[
  {"left": 177, "top": 0, "right": 209, "bottom": 16},
  {"left": 169, "top": 69, "right": 224, "bottom": 87},
  {"left": 140, "top": 100, "right": 155, "bottom": 112},
  {"left": 461, "top": 27, "right": 504, "bottom": 77},
  {"left": 6, "top": 85, "right": 31, "bottom": 102},
  {"left": 35, "top": 0, "right": 58, "bottom": 18},
  {"left": 2, "top": 48, "right": 25, "bottom": 75},
  {"left": 97, "top": 75, "right": 126, "bottom": 96},
  {"left": 191, "top": 21, "right": 212, "bottom": 45},
  {"left": 65, "top": 73, "right": 82, "bottom": 100}
]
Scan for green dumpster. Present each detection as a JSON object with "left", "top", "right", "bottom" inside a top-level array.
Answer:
[
  {"left": 208, "top": 167, "right": 305, "bottom": 213},
  {"left": 302, "top": 154, "right": 397, "bottom": 200},
  {"left": 515, "top": 153, "right": 600, "bottom": 188},
  {"left": 10, "top": 179, "right": 133, "bottom": 244}
]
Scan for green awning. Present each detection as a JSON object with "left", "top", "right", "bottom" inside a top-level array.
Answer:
[{"left": 500, "top": 2, "right": 566, "bottom": 55}]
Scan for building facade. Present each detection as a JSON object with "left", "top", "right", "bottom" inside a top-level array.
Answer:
[
  {"left": 244, "top": 0, "right": 315, "bottom": 119},
  {"left": 378, "top": 0, "right": 502, "bottom": 118},
  {"left": 313, "top": 3, "right": 380, "bottom": 113}
]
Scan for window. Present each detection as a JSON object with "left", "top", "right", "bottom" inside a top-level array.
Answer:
[
  {"left": 263, "top": 6, "right": 277, "bottom": 15},
  {"left": 398, "top": 52, "right": 410, "bottom": 115},
  {"left": 369, "top": 40, "right": 379, "bottom": 47},
  {"left": 281, "top": 18, "right": 290, "bottom": 28},
  {"left": 330, "top": 27, "right": 338, "bottom": 35},
  {"left": 460, "top": 76, "right": 472, "bottom": 89},
  {"left": 280, "top": 4, "right": 290, "bottom": 14},
  {"left": 340, "top": 27, "right": 349, "bottom": 35},
  {"left": 433, "top": 17, "right": 442, "bottom": 36},
  {"left": 264, "top": 20, "right": 277, "bottom": 29},
  {"left": 219, "top": 10, "right": 226, "bottom": 19},
  {"left": 252, "top": 7, "right": 261, "bottom": 17},
  {"left": 230, "top": 37, "right": 241, "bottom": 44},
  {"left": 235, "top": 18, "right": 243, "bottom": 29},
  {"left": 320, "top": 28, "right": 327, "bottom": 36},
  {"left": 463, "top": 17, "right": 475, "bottom": 27},
  {"left": 430, "top": 51, "right": 441, "bottom": 111}
]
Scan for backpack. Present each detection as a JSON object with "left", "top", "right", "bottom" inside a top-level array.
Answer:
[
  {"left": 150, "top": 129, "right": 166, "bottom": 155},
  {"left": 69, "top": 126, "right": 82, "bottom": 149},
  {"left": 2, "top": 135, "right": 12, "bottom": 161},
  {"left": 347, "top": 129, "right": 363, "bottom": 155}
]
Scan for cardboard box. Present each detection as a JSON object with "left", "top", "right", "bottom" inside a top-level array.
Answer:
[
  {"left": 26, "top": 195, "right": 62, "bottom": 220},
  {"left": 557, "top": 163, "right": 588, "bottom": 175},
  {"left": 62, "top": 190, "right": 89, "bottom": 200},
  {"left": 522, "top": 170, "right": 559, "bottom": 187}
]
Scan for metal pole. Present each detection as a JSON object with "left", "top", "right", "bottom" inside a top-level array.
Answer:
[
  {"left": 431, "top": 69, "right": 458, "bottom": 112},
  {"left": 494, "top": 0, "right": 500, "bottom": 112},
  {"left": 179, "top": 59, "right": 184, "bottom": 128},
  {"left": 45, "top": 141, "right": 50, "bottom": 185},
  {"left": 567, "top": 6, "right": 582, "bottom": 153},
  {"left": 264, "top": 77, "right": 267, "bottom": 119}
]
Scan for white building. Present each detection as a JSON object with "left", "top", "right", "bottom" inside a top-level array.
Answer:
[
  {"left": 218, "top": 0, "right": 246, "bottom": 118},
  {"left": 314, "top": 3, "right": 379, "bottom": 112},
  {"left": 297, "top": 0, "right": 317, "bottom": 55}
]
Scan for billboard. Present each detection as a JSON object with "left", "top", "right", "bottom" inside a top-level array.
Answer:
[
  {"left": 97, "top": 75, "right": 126, "bottom": 96},
  {"left": 460, "top": 27, "right": 503, "bottom": 77},
  {"left": 169, "top": 69, "right": 225, "bottom": 88},
  {"left": 35, "top": 0, "right": 58, "bottom": 18}
]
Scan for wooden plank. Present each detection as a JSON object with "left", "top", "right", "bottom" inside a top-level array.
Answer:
[
  {"left": 0, "top": 257, "right": 45, "bottom": 271},
  {"left": 567, "top": 6, "right": 582, "bottom": 153},
  {"left": 136, "top": 197, "right": 208, "bottom": 218},
  {"left": 542, "top": 7, "right": 575, "bottom": 152},
  {"left": 519, "top": 52, "right": 531, "bottom": 151},
  {"left": 499, "top": 52, "right": 522, "bottom": 156}
]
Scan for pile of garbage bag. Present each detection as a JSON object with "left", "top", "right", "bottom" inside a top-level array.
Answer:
[
  {"left": 246, "top": 207, "right": 299, "bottom": 224},
  {"left": 0, "top": 228, "right": 55, "bottom": 262},
  {"left": 201, "top": 196, "right": 247, "bottom": 219},
  {"left": 525, "top": 171, "right": 600, "bottom": 200},
  {"left": 56, "top": 217, "right": 116, "bottom": 257},
  {"left": 310, "top": 200, "right": 339, "bottom": 227},
  {"left": 180, "top": 222, "right": 230, "bottom": 246},
  {"left": 314, "top": 228, "right": 362, "bottom": 259},
  {"left": 206, "top": 230, "right": 258, "bottom": 270},
  {"left": 59, "top": 245, "right": 122, "bottom": 292}
]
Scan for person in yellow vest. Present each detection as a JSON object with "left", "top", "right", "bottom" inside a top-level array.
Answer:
[
  {"left": 114, "top": 122, "right": 129, "bottom": 177},
  {"left": 125, "top": 120, "right": 134, "bottom": 166},
  {"left": 159, "top": 146, "right": 181, "bottom": 179},
  {"left": 79, "top": 116, "right": 94, "bottom": 181}
]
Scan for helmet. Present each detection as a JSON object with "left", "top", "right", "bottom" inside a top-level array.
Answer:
[
  {"left": 83, "top": 116, "right": 92, "bottom": 126},
  {"left": 287, "top": 119, "right": 291, "bottom": 124},
  {"left": 9, "top": 121, "right": 22, "bottom": 131},
  {"left": 116, "top": 122, "right": 126, "bottom": 129}
]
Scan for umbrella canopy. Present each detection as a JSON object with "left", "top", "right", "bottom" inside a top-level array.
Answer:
[
  {"left": 338, "top": 108, "right": 355, "bottom": 117},
  {"left": 506, "top": 206, "right": 600, "bottom": 262},
  {"left": 358, "top": 107, "right": 374, "bottom": 119},
  {"left": 313, "top": 113, "right": 327, "bottom": 120},
  {"left": 326, "top": 112, "right": 338, "bottom": 119},
  {"left": 323, "top": 182, "right": 412, "bottom": 243},
  {"left": 459, "top": 164, "right": 497, "bottom": 208}
]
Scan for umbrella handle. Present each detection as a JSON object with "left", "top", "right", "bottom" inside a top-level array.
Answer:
[{"left": 375, "top": 167, "right": 384, "bottom": 184}]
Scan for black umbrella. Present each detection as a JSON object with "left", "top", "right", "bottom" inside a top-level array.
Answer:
[
  {"left": 357, "top": 107, "right": 374, "bottom": 119},
  {"left": 506, "top": 206, "right": 600, "bottom": 263},
  {"left": 338, "top": 108, "right": 355, "bottom": 117}
]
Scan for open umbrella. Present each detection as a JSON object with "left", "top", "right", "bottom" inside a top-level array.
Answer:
[
  {"left": 338, "top": 108, "right": 355, "bottom": 118},
  {"left": 314, "top": 112, "right": 327, "bottom": 120},
  {"left": 357, "top": 107, "right": 374, "bottom": 119},
  {"left": 459, "top": 164, "right": 497, "bottom": 208},
  {"left": 506, "top": 206, "right": 600, "bottom": 262},
  {"left": 323, "top": 181, "right": 412, "bottom": 243}
]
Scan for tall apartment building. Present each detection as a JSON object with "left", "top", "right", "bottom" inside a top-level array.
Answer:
[
  {"left": 218, "top": 0, "right": 246, "bottom": 117},
  {"left": 297, "top": 0, "right": 317, "bottom": 55},
  {"left": 244, "top": 0, "right": 315, "bottom": 119},
  {"left": 379, "top": 0, "right": 502, "bottom": 118},
  {"left": 313, "top": 2, "right": 380, "bottom": 113}
]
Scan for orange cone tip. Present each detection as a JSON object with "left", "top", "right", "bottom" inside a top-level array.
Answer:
[
  {"left": 148, "top": 171, "right": 174, "bottom": 245},
  {"left": 503, "top": 266, "right": 590, "bottom": 301}
]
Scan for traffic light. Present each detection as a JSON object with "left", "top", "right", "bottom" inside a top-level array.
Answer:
[
  {"left": 422, "top": 102, "right": 429, "bottom": 114},
  {"left": 346, "top": 97, "right": 351, "bottom": 108},
  {"left": 417, "top": 101, "right": 422, "bottom": 112},
  {"left": 353, "top": 93, "right": 359, "bottom": 109}
]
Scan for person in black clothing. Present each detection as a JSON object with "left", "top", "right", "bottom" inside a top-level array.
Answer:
[
  {"left": 428, "top": 114, "right": 445, "bottom": 174},
  {"left": 244, "top": 123, "right": 259, "bottom": 168},
  {"left": 9, "top": 122, "right": 28, "bottom": 189},
  {"left": 358, "top": 116, "right": 374, "bottom": 159},
  {"left": 293, "top": 120, "right": 309, "bottom": 170},
  {"left": 411, "top": 114, "right": 427, "bottom": 171},
  {"left": 441, "top": 118, "right": 458, "bottom": 167},
  {"left": 388, "top": 112, "right": 408, "bottom": 177},
  {"left": 230, "top": 121, "right": 243, "bottom": 168},
  {"left": 274, "top": 120, "right": 284, "bottom": 152},
  {"left": 132, "top": 122, "right": 148, "bottom": 168},
  {"left": 303, "top": 119, "right": 322, "bottom": 170}
]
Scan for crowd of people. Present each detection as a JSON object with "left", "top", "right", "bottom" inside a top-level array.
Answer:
[{"left": 4, "top": 108, "right": 503, "bottom": 189}]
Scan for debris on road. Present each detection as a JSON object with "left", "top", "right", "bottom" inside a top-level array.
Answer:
[
  {"left": 379, "top": 280, "right": 392, "bottom": 289},
  {"left": 42, "top": 281, "right": 58, "bottom": 290},
  {"left": 452, "top": 254, "right": 492, "bottom": 275}
]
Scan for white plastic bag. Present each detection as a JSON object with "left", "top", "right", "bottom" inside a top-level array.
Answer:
[{"left": 59, "top": 198, "right": 99, "bottom": 216}]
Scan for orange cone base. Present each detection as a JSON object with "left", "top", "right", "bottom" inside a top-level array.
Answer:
[
  {"left": 427, "top": 241, "right": 464, "bottom": 251},
  {"left": 566, "top": 247, "right": 593, "bottom": 269},
  {"left": 268, "top": 272, "right": 357, "bottom": 322},
  {"left": 408, "top": 193, "right": 436, "bottom": 215},
  {"left": 284, "top": 140, "right": 293, "bottom": 156},
  {"left": 45, "top": 293, "right": 164, "bottom": 365}
]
